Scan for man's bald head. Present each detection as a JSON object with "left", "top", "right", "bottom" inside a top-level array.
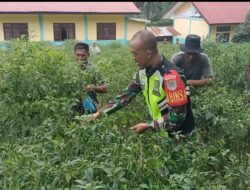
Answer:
[{"left": 131, "top": 30, "right": 158, "bottom": 53}]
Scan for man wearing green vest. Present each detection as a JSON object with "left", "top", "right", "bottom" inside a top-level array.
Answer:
[{"left": 91, "top": 30, "right": 195, "bottom": 138}]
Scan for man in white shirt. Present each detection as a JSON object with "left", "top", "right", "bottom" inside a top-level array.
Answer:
[{"left": 90, "top": 41, "right": 101, "bottom": 55}]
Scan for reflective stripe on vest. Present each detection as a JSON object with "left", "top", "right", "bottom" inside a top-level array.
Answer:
[{"left": 139, "top": 69, "right": 166, "bottom": 120}]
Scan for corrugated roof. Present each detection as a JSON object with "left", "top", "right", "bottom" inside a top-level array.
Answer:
[
  {"left": 0, "top": 2, "right": 140, "bottom": 14},
  {"left": 193, "top": 2, "right": 250, "bottom": 24},
  {"left": 128, "top": 18, "right": 151, "bottom": 23},
  {"left": 146, "top": 26, "right": 181, "bottom": 37},
  {"left": 167, "top": 27, "right": 181, "bottom": 36}
]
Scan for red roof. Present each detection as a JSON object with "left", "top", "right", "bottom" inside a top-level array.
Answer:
[
  {"left": 0, "top": 2, "right": 140, "bottom": 14},
  {"left": 193, "top": 2, "right": 250, "bottom": 24}
]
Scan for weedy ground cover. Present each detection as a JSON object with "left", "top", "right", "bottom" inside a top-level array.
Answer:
[{"left": 0, "top": 39, "right": 249, "bottom": 189}]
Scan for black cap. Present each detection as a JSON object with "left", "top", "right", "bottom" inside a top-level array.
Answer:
[{"left": 180, "top": 34, "right": 203, "bottom": 53}]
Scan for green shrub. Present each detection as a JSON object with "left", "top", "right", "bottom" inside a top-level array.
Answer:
[{"left": 0, "top": 40, "right": 249, "bottom": 189}]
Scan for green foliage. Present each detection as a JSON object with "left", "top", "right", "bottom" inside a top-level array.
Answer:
[
  {"left": 0, "top": 40, "right": 250, "bottom": 189},
  {"left": 134, "top": 2, "right": 174, "bottom": 21},
  {"left": 202, "top": 40, "right": 250, "bottom": 92},
  {"left": 232, "top": 12, "right": 250, "bottom": 43},
  {"left": 0, "top": 40, "right": 93, "bottom": 141},
  {"left": 146, "top": 19, "right": 173, "bottom": 27}
]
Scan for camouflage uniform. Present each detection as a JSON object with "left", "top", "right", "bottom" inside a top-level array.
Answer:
[
  {"left": 101, "top": 55, "right": 195, "bottom": 135},
  {"left": 76, "top": 61, "right": 106, "bottom": 115}
]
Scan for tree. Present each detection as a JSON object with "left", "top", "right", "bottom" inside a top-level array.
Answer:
[
  {"left": 232, "top": 12, "right": 250, "bottom": 43},
  {"left": 134, "top": 2, "right": 160, "bottom": 20},
  {"left": 147, "top": 19, "right": 173, "bottom": 27},
  {"left": 134, "top": 2, "right": 173, "bottom": 21}
]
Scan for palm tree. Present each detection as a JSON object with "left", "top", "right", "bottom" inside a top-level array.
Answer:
[
  {"left": 134, "top": 2, "right": 161, "bottom": 20},
  {"left": 134, "top": 2, "right": 173, "bottom": 21}
]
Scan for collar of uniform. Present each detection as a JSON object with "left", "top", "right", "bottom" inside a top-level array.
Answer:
[
  {"left": 145, "top": 54, "right": 165, "bottom": 76},
  {"left": 80, "top": 60, "right": 90, "bottom": 70}
]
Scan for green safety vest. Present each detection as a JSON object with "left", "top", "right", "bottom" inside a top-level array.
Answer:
[{"left": 139, "top": 69, "right": 166, "bottom": 120}]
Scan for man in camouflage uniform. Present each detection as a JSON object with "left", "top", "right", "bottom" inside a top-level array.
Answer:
[
  {"left": 74, "top": 42, "right": 108, "bottom": 115},
  {"left": 92, "top": 30, "right": 195, "bottom": 137}
]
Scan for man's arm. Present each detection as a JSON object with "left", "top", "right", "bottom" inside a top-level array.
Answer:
[
  {"left": 86, "top": 82, "right": 108, "bottom": 93},
  {"left": 102, "top": 80, "right": 141, "bottom": 115},
  {"left": 187, "top": 77, "right": 212, "bottom": 87},
  {"left": 130, "top": 104, "right": 186, "bottom": 134},
  {"left": 93, "top": 72, "right": 142, "bottom": 117},
  {"left": 146, "top": 104, "right": 186, "bottom": 132},
  {"left": 86, "top": 63, "right": 108, "bottom": 93}
]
